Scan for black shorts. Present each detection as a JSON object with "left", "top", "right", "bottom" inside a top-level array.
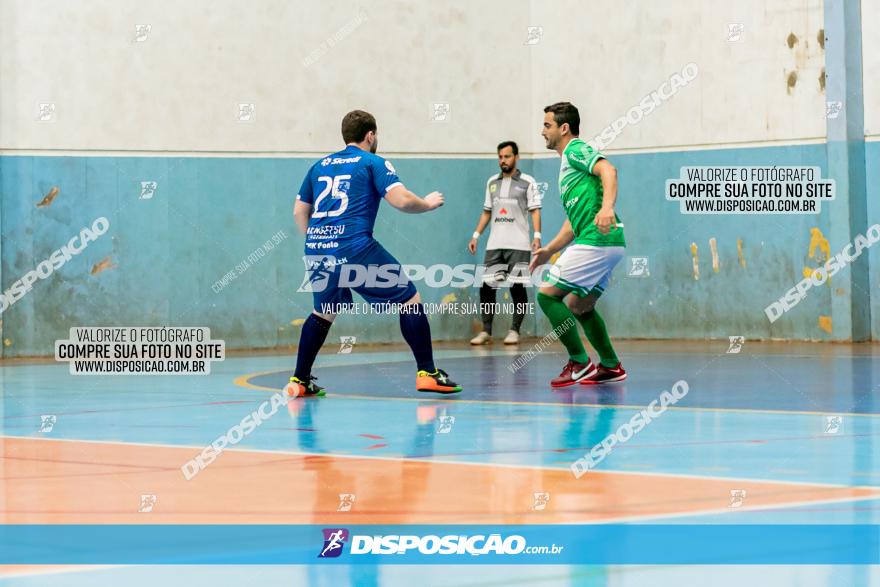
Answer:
[{"left": 482, "top": 249, "right": 531, "bottom": 285}]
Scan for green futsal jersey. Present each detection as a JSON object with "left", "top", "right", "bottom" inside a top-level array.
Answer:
[{"left": 559, "top": 138, "right": 626, "bottom": 247}]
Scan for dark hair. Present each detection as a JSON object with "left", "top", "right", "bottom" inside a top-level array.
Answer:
[
  {"left": 341, "top": 110, "right": 377, "bottom": 144},
  {"left": 543, "top": 102, "right": 580, "bottom": 135},
  {"left": 497, "top": 140, "right": 519, "bottom": 155}
]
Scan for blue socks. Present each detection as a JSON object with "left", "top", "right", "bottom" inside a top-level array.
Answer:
[
  {"left": 294, "top": 313, "right": 333, "bottom": 380},
  {"left": 296, "top": 305, "right": 436, "bottom": 378},
  {"left": 399, "top": 304, "right": 436, "bottom": 372}
]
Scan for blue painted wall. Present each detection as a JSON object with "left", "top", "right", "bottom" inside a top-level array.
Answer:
[
  {"left": 866, "top": 140, "right": 880, "bottom": 342},
  {"left": 542, "top": 143, "right": 834, "bottom": 342},
  {"left": 1, "top": 142, "right": 873, "bottom": 357}
]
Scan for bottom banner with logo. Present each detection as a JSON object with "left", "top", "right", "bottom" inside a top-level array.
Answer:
[{"left": 0, "top": 525, "right": 876, "bottom": 564}]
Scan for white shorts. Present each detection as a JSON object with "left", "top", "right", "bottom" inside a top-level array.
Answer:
[{"left": 543, "top": 245, "right": 625, "bottom": 298}]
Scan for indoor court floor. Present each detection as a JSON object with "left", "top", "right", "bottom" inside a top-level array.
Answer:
[{"left": 0, "top": 340, "right": 878, "bottom": 585}]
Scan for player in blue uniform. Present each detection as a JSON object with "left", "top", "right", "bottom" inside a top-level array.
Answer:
[{"left": 290, "top": 110, "right": 462, "bottom": 396}]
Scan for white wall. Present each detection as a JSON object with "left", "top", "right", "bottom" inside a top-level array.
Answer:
[
  {"left": 1, "top": 0, "right": 835, "bottom": 155},
  {"left": 0, "top": 0, "right": 532, "bottom": 154},
  {"left": 528, "top": 0, "right": 827, "bottom": 153}
]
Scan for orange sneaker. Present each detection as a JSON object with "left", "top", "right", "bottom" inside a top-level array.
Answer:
[
  {"left": 285, "top": 375, "right": 326, "bottom": 397},
  {"left": 416, "top": 369, "right": 462, "bottom": 394}
]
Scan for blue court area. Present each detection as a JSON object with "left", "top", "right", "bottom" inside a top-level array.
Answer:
[{"left": 1, "top": 340, "right": 878, "bottom": 586}]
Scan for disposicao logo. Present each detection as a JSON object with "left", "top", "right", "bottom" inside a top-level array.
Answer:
[{"left": 318, "top": 528, "right": 349, "bottom": 558}]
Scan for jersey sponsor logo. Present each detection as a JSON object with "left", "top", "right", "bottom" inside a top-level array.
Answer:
[
  {"left": 321, "top": 156, "right": 362, "bottom": 166},
  {"left": 385, "top": 160, "right": 396, "bottom": 174},
  {"left": 307, "top": 225, "right": 346, "bottom": 237},
  {"left": 494, "top": 207, "right": 514, "bottom": 222}
]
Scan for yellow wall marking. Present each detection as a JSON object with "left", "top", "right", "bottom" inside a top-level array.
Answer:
[{"left": 709, "top": 238, "right": 720, "bottom": 273}]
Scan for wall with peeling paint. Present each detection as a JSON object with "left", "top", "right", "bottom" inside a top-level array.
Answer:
[
  {"left": 0, "top": 143, "right": 841, "bottom": 357},
  {"left": 0, "top": 0, "right": 836, "bottom": 155},
  {"left": 0, "top": 0, "right": 533, "bottom": 155},
  {"left": 0, "top": 155, "right": 539, "bottom": 356},
  {"left": 0, "top": 0, "right": 876, "bottom": 355},
  {"left": 528, "top": 0, "right": 827, "bottom": 152},
  {"left": 535, "top": 144, "right": 840, "bottom": 340}
]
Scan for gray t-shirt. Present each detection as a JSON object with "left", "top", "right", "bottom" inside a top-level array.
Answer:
[{"left": 484, "top": 170, "right": 541, "bottom": 251}]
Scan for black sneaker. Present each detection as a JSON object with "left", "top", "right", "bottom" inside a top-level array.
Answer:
[
  {"left": 286, "top": 375, "right": 326, "bottom": 397},
  {"left": 580, "top": 363, "right": 627, "bottom": 384},
  {"left": 416, "top": 368, "right": 462, "bottom": 394}
]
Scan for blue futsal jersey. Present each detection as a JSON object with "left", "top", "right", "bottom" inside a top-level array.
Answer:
[{"left": 297, "top": 145, "right": 403, "bottom": 257}]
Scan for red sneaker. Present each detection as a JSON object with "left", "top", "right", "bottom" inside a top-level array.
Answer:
[
  {"left": 551, "top": 359, "right": 597, "bottom": 387},
  {"left": 580, "top": 362, "right": 627, "bottom": 384}
]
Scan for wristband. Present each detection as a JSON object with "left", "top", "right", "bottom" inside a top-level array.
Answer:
[
  {"left": 533, "top": 232, "right": 542, "bottom": 239},
  {"left": 472, "top": 232, "right": 481, "bottom": 239}
]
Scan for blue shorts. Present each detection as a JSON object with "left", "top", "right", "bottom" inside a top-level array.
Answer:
[{"left": 303, "top": 241, "right": 417, "bottom": 313}]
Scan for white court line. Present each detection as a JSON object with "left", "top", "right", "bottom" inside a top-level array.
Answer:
[
  {"left": 233, "top": 371, "right": 880, "bottom": 419},
  {"left": 5, "top": 435, "right": 878, "bottom": 492},
  {"left": 0, "top": 566, "right": 121, "bottom": 580},
  {"left": 2, "top": 436, "right": 878, "bottom": 545}
]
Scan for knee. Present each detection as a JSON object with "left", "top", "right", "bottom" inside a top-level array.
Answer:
[
  {"left": 566, "top": 297, "right": 596, "bottom": 317},
  {"left": 312, "top": 310, "right": 336, "bottom": 323}
]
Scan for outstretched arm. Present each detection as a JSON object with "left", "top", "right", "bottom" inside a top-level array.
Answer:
[
  {"left": 544, "top": 219, "right": 574, "bottom": 254},
  {"left": 384, "top": 184, "right": 444, "bottom": 214},
  {"left": 529, "top": 220, "right": 574, "bottom": 272}
]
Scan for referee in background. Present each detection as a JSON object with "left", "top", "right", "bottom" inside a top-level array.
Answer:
[{"left": 468, "top": 141, "right": 542, "bottom": 345}]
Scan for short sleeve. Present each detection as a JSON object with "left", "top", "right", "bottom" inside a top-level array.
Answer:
[
  {"left": 296, "top": 168, "right": 314, "bottom": 204},
  {"left": 372, "top": 156, "right": 403, "bottom": 195},
  {"left": 566, "top": 143, "right": 605, "bottom": 175},
  {"left": 483, "top": 179, "right": 493, "bottom": 210},
  {"left": 525, "top": 176, "right": 542, "bottom": 209}
]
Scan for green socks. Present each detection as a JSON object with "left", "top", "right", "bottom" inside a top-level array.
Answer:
[
  {"left": 537, "top": 292, "right": 589, "bottom": 363},
  {"left": 577, "top": 309, "right": 619, "bottom": 367},
  {"left": 537, "top": 292, "right": 620, "bottom": 367}
]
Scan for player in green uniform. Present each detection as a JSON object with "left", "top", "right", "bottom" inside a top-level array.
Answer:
[{"left": 529, "top": 102, "right": 627, "bottom": 386}]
